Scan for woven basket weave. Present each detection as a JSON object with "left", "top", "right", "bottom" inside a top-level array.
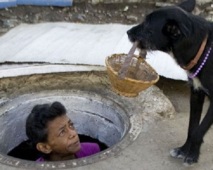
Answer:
[{"left": 105, "top": 53, "right": 159, "bottom": 97}]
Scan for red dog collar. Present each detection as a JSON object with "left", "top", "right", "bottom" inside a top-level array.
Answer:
[{"left": 182, "top": 35, "right": 208, "bottom": 70}]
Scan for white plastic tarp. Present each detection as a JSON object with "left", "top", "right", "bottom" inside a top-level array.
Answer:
[{"left": 0, "top": 22, "right": 187, "bottom": 81}]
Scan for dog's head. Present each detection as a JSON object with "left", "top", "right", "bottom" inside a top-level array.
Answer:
[{"left": 127, "top": 0, "right": 196, "bottom": 52}]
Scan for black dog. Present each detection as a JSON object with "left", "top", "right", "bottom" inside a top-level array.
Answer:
[{"left": 127, "top": 0, "right": 213, "bottom": 166}]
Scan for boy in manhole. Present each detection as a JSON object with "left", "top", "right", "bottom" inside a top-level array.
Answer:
[{"left": 25, "top": 101, "right": 101, "bottom": 161}]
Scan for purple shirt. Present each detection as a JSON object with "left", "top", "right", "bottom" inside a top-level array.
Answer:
[
  {"left": 36, "top": 142, "right": 100, "bottom": 162},
  {"left": 75, "top": 142, "right": 100, "bottom": 158}
]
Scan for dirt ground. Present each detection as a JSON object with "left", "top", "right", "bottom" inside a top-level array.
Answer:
[{"left": 0, "top": 3, "right": 153, "bottom": 35}]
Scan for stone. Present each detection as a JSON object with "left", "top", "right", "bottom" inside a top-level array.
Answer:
[
  {"left": 121, "top": 85, "right": 176, "bottom": 124},
  {"left": 139, "top": 86, "right": 175, "bottom": 120},
  {"left": 126, "top": 15, "right": 138, "bottom": 22},
  {"left": 2, "top": 19, "right": 18, "bottom": 28}
]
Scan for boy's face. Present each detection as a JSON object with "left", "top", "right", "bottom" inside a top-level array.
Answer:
[{"left": 45, "top": 114, "right": 80, "bottom": 157}]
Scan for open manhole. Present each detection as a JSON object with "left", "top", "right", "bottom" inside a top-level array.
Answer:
[{"left": 0, "top": 71, "right": 142, "bottom": 169}]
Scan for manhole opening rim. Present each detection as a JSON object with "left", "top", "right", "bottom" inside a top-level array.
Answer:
[{"left": 0, "top": 90, "right": 142, "bottom": 169}]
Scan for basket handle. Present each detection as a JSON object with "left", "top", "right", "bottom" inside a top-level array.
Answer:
[
  {"left": 135, "top": 49, "right": 147, "bottom": 69},
  {"left": 135, "top": 55, "right": 145, "bottom": 70},
  {"left": 118, "top": 42, "right": 139, "bottom": 79}
]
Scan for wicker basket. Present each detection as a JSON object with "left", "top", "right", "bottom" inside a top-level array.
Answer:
[{"left": 105, "top": 53, "right": 159, "bottom": 97}]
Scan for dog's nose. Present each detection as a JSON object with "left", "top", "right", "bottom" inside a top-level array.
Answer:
[
  {"left": 127, "top": 30, "right": 135, "bottom": 42},
  {"left": 127, "top": 30, "right": 131, "bottom": 36}
]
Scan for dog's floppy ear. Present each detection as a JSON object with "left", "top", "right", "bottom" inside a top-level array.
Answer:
[
  {"left": 163, "top": 19, "right": 190, "bottom": 39},
  {"left": 163, "top": 20, "right": 181, "bottom": 39},
  {"left": 178, "top": 0, "right": 196, "bottom": 12}
]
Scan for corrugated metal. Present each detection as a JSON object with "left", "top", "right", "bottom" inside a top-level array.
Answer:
[
  {"left": 17, "top": 0, "right": 73, "bottom": 6},
  {"left": 0, "top": 0, "right": 16, "bottom": 8},
  {"left": 0, "top": 0, "right": 72, "bottom": 8}
]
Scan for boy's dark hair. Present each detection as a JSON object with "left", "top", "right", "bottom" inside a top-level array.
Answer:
[{"left": 26, "top": 101, "right": 66, "bottom": 145}]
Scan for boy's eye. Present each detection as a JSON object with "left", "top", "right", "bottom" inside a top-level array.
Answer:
[
  {"left": 69, "top": 123, "right": 75, "bottom": 129},
  {"left": 59, "top": 129, "right": 66, "bottom": 136}
]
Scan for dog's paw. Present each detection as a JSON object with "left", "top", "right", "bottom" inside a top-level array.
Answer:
[
  {"left": 170, "top": 148, "right": 186, "bottom": 159},
  {"left": 183, "top": 155, "right": 198, "bottom": 166},
  {"left": 183, "top": 150, "right": 199, "bottom": 166}
]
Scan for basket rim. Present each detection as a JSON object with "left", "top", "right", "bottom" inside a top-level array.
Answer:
[{"left": 105, "top": 53, "right": 160, "bottom": 84}]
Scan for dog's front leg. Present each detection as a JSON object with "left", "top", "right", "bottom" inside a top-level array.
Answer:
[
  {"left": 184, "top": 95, "right": 213, "bottom": 165},
  {"left": 170, "top": 87, "right": 205, "bottom": 162}
]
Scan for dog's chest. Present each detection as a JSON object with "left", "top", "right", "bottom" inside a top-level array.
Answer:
[
  {"left": 188, "top": 75, "right": 210, "bottom": 95},
  {"left": 191, "top": 77, "right": 203, "bottom": 90}
]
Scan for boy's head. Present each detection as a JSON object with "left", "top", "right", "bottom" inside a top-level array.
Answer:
[{"left": 26, "top": 101, "right": 80, "bottom": 160}]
